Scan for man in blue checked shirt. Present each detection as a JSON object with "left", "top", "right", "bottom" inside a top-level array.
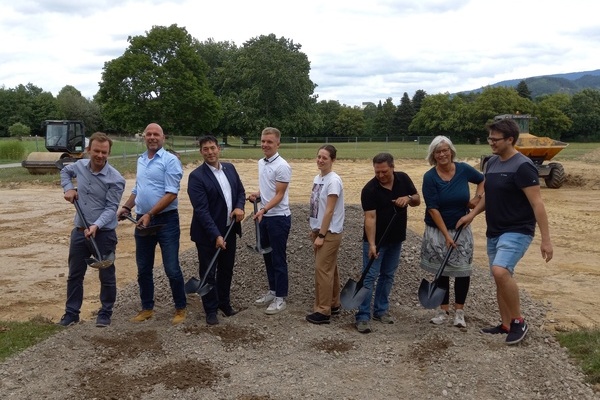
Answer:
[{"left": 59, "top": 132, "right": 125, "bottom": 328}]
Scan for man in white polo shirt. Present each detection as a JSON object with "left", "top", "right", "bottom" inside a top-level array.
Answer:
[{"left": 248, "top": 127, "right": 292, "bottom": 315}]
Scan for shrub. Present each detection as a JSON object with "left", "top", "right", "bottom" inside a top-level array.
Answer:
[{"left": 0, "top": 141, "right": 26, "bottom": 161}]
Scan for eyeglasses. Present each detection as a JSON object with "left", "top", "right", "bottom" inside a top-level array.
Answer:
[
  {"left": 434, "top": 148, "right": 451, "bottom": 155},
  {"left": 487, "top": 137, "right": 506, "bottom": 144}
]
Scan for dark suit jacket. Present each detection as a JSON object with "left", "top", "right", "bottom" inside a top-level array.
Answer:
[{"left": 187, "top": 162, "right": 246, "bottom": 244}]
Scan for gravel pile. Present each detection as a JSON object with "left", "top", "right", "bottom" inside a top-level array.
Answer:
[{"left": 0, "top": 204, "right": 597, "bottom": 399}]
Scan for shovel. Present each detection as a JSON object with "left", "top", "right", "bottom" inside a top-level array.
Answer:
[
  {"left": 185, "top": 222, "right": 236, "bottom": 296},
  {"left": 340, "top": 209, "right": 398, "bottom": 310},
  {"left": 418, "top": 225, "right": 464, "bottom": 309},
  {"left": 73, "top": 199, "right": 114, "bottom": 269},
  {"left": 246, "top": 197, "right": 272, "bottom": 254},
  {"left": 119, "top": 213, "right": 165, "bottom": 236}
]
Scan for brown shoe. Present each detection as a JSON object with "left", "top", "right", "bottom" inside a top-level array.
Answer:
[
  {"left": 131, "top": 309, "right": 154, "bottom": 322},
  {"left": 172, "top": 308, "right": 187, "bottom": 325}
]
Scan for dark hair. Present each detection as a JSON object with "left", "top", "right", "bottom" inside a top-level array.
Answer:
[
  {"left": 318, "top": 144, "right": 337, "bottom": 160},
  {"left": 372, "top": 152, "right": 394, "bottom": 167},
  {"left": 486, "top": 118, "right": 520, "bottom": 144},
  {"left": 198, "top": 135, "right": 219, "bottom": 148},
  {"left": 88, "top": 132, "right": 113, "bottom": 150}
]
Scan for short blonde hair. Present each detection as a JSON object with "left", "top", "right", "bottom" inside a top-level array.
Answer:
[
  {"left": 426, "top": 135, "right": 457, "bottom": 166},
  {"left": 261, "top": 127, "right": 281, "bottom": 140}
]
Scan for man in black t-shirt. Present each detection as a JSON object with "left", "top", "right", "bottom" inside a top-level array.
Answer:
[
  {"left": 458, "top": 118, "right": 553, "bottom": 345},
  {"left": 355, "top": 153, "right": 421, "bottom": 333}
]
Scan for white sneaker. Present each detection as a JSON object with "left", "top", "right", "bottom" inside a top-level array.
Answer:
[
  {"left": 453, "top": 309, "right": 467, "bottom": 328},
  {"left": 430, "top": 309, "right": 449, "bottom": 325},
  {"left": 255, "top": 290, "right": 276, "bottom": 305},
  {"left": 265, "top": 297, "right": 287, "bottom": 315}
]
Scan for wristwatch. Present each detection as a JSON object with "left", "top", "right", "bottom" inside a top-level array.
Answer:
[
  {"left": 317, "top": 233, "right": 326, "bottom": 239},
  {"left": 407, "top": 195, "right": 413, "bottom": 201}
]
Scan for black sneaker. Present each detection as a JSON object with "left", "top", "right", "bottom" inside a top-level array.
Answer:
[
  {"left": 95, "top": 314, "right": 111, "bottom": 328},
  {"left": 206, "top": 313, "right": 219, "bottom": 326},
  {"left": 306, "top": 312, "right": 331, "bottom": 325},
  {"left": 506, "top": 319, "right": 529, "bottom": 345},
  {"left": 58, "top": 313, "right": 79, "bottom": 327},
  {"left": 331, "top": 306, "right": 341, "bottom": 315},
  {"left": 480, "top": 324, "right": 509, "bottom": 334}
]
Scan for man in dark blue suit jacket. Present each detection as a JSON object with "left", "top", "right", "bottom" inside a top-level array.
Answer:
[{"left": 187, "top": 135, "right": 246, "bottom": 325}]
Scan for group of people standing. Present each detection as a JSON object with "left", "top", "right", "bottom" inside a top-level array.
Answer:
[{"left": 58, "top": 118, "right": 552, "bottom": 345}]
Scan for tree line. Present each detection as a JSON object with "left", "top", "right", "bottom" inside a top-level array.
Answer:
[{"left": 1, "top": 24, "right": 599, "bottom": 143}]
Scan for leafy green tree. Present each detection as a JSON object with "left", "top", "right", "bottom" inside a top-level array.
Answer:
[
  {"left": 470, "top": 86, "right": 534, "bottom": 128},
  {"left": 196, "top": 38, "right": 240, "bottom": 143},
  {"left": 97, "top": 24, "right": 221, "bottom": 135},
  {"left": 516, "top": 80, "right": 532, "bottom": 100},
  {"left": 411, "top": 90, "right": 427, "bottom": 114},
  {"left": 395, "top": 93, "right": 414, "bottom": 137},
  {"left": 8, "top": 122, "right": 30, "bottom": 140},
  {"left": 315, "top": 100, "right": 341, "bottom": 136},
  {"left": 568, "top": 89, "right": 600, "bottom": 141},
  {"left": 373, "top": 98, "right": 396, "bottom": 138},
  {"left": 56, "top": 85, "right": 102, "bottom": 133},
  {"left": 533, "top": 93, "right": 572, "bottom": 139},
  {"left": 0, "top": 84, "right": 58, "bottom": 137},
  {"left": 335, "top": 106, "right": 364, "bottom": 137},
  {"left": 221, "top": 34, "right": 318, "bottom": 138},
  {"left": 361, "top": 102, "right": 378, "bottom": 137}
]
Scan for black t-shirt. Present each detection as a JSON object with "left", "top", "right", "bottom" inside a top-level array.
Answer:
[
  {"left": 484, "top": 153, "right": 539, "bottom": 237},
  {"left": 361, "top": 171, "right": 418, "bottom": 244}
]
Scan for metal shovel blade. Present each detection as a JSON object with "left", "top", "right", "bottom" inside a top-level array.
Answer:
[
  {"left": 122, "top": 214, "right": 165, "bottom": 236},
  {"left": 418, "top": 279, "right": 447, "bottom": 309},
  {"left": 184, "top": 277, "right": 201, "bottom": 294},
  {"left": 340, "top": 278, "right": 370, "bottom": 310},
  {"left": 86, "top": 251, "right": 115, "bottom": 269}
]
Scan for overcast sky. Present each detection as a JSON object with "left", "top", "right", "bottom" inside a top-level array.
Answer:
[{"left": 1, "top": 0, "right": 598, "bottom": 107}]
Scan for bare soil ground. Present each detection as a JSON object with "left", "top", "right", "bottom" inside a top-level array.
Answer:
[
  {"left": 1, "top": 158, "right": 598, "bottom": 331},
  {"left": 0, "top": 157, "right": 599, "bottom": 399}
]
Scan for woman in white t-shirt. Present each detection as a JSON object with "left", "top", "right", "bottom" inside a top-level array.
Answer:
[{"left": 306, "top": 145, "right": 345, "bottom": 325}]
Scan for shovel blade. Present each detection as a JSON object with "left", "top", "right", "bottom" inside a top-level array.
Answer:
[
  {"left": 135, "top": 224, "right": 165, "bottom": 236},
  {"left": 196, "top": 283, "right": 213, "bottom": 297},
  {"left": 418, "top": 279, "right": 447, "bottom": 309},
  {"left": 86, "top": 258, "right": 113, "bottom": 269},
  {"left": 259, "top": 246, "right": 272, "bottom": 255},
  {"left": 184, "top": 277, "right": 201, "bottom": 294},
  {"left": 340, "top": 279, "right": 370, "bottom": 310}
]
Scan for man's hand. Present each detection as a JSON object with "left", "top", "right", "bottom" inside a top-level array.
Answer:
[{"left": 64, "top": 189, "right": 77, "bottom": 203}]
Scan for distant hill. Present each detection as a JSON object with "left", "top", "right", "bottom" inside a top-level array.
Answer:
[{"left": 459, "top": 69, "right": 600, "bottom": 97}]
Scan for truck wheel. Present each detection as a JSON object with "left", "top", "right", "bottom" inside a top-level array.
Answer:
[{"left": 544, "top": 162, "right": 565, "bottom": 188}]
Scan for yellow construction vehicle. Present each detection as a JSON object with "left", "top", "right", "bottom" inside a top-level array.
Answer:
[
  {"left": 480, "top": 114, "right": 568, "bottom": 188},
  {"left": 21, "top": 120, "right": 87, "bottom": 174}
]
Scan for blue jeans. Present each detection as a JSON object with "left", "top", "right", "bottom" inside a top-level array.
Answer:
[
  {"left": 65, "top": 228, "right": 117, "bottom": 317},
  {"left": 135, "top": 210, "right": 186, "bottom": 310},
  {"left": 259, "top": 215, "right": 291, "bottom": 297},
  {"left": 355, "top": 241, "right": 402, "bottom": 322}
]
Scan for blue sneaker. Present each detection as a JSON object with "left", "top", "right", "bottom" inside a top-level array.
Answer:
[
  {"left": 58, "top": 313, "right": 79, "bottom": 327},
  {"left": 95, "top": 314, "right": 111, "bottom": 328},
  {"left": 506, "top": 319, "right": 529, "bottom": 345}
]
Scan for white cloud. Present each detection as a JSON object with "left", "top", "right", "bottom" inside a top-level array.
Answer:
[{"left": 0, "top": 0, "right": 598, "bottom": 106}]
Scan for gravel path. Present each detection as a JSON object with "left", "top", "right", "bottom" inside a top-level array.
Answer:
[{"left": 0, "top": 204, "right": 597, "bottom": 399}]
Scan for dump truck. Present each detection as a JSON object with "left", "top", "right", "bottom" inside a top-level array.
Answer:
[
  {"left": 21, "top": 120, "right": 87, "bottom": 174},
  {"left": 480, "top": 114, "right": 568, "bottom": 188}
]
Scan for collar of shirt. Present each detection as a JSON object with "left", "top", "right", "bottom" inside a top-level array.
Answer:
[{"left": 263, "top": 153, "right": 280, "bottom": 163}]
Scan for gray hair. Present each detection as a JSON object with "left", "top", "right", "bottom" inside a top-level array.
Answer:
[{"left": 426, "top": 135, "right": 457, "bottom": 166}]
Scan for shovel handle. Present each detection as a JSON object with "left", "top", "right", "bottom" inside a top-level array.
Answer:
[
  {"left": 432, "top": 225, "right": 464, "bottom": 282},
  {"left": 73, "top": 198, "right": 104, "bottom": 261},
  {"left": 197, "top": 222, "right": 236, "bottom": 292}
]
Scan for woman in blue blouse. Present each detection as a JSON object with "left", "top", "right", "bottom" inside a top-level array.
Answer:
[{"left": 420, "top": 136, "right": 484, "bottom": 328}]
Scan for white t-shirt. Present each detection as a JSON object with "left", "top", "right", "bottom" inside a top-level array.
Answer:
[
  {"left": 309, "top": 171, "right": 344, "bottom": 233},
  {"left": 258, "top": 153, "right": 291, "bottom": 216}
]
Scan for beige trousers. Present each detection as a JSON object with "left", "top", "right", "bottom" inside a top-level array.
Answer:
[{"left": 312, "top": 231, "right": 343, "bottom": 315}]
